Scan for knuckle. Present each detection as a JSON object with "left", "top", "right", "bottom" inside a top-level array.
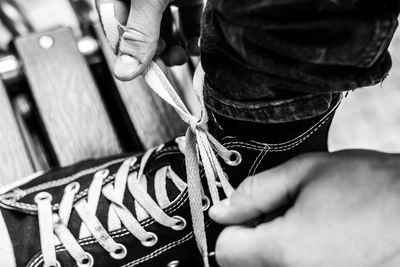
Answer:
[
  {"left": 151, "top": 0, "right": 170, "bottom": 10},
  {"left": 231, "top": 175, "right": 261, "bottom": 205}
]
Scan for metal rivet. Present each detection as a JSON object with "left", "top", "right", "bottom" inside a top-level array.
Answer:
[
  {"left": 65, "top": 182, "right": 80, "bottom": 193},
  {"left": 141, "top": 232, "right": 158, "bottom": 247},
  {"left": 45, "top": 261, "right": 61, "bottom": 267},
  {"left": 226, "top": 150, "right": 242, "bottom": 167},
  {"left": 167, "top": 260, "right": 180, "bottom": 267},
  {"left": 95, "top": 169, "right": 110, "bottom": 179},
  {"left": 39, "top": 35, "right": 54, "bottom": 49},
  {"left": 34, "top": 192, "right": 52, "bottom": 203},
  {"left": 128, "top": 157, "right": 137, "bottom": 167},
  {"left": 202, "top": 196, "right": 211, "bottom": 211},
  {"left": 171, "top": 216, "right": 186, "bottom": 231},
  {"left": 110, "top": 243, "right": 127, "bottom": 260},
  {"left": 78, "top": 252, "right": 94, "bottom": 267},
  {"left": 77, "top": 36, "right": 99, "bottom": 56}
]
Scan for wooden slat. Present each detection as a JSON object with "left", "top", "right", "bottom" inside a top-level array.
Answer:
[
  {"left": 15, "top": 27, "right": 122, "bottom": 166},
  {"left": 0, "top": 81, "right": 33, "bottom": 186},
  {"left": 94, "top": 24, "right": 186, "bottom": 149}
]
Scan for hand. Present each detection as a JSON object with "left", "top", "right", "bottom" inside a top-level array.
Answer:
[
  {"left": 210, "top": 150, "right": 400, "bottom": 267},
  {"left": 96, "top": 0, "right": 203, "bottom": 81}
]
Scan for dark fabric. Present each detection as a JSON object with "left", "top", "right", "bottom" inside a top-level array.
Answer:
[
  {"left": 201, "top": 0, "right": 399, "bottom": 123},
  {"left": 211, "top": 94, "right": 338, "bottom": 144},
  {"left": 0, "top": 107, "right": 338, "bottom": 266}
]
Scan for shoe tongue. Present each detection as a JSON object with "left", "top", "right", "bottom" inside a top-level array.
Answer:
[{"left": 141, "top": 150, "right": 186, "bottom": 206}]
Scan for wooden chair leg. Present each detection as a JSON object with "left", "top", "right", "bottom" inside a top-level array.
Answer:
[{"left": 0, "top": 81, "right": 33, "bottom": 186}]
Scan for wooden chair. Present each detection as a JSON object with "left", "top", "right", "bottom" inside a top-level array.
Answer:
[{"left": 0, "top": 0, "right": 190, "bottom": 186}]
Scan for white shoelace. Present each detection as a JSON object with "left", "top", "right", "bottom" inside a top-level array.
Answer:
[
  {"left": 34, "top": 3, "right": 240, "bottom": 266},
  {"left": 36, "top": 149, "right": 191, "bottom": 267}
]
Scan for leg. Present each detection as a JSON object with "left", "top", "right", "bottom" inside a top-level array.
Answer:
[{"left": 201, "top": 0, "right": 399, "bottom": 123}]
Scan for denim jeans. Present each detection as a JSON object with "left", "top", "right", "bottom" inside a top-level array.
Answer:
[{"left": 200, "top": 0, "right": 399, "bottom": 123}]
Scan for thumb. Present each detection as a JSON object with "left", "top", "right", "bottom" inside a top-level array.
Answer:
[
  {"left": 114, "top": 0, "right": 170, "bottom": 81},
  {"left": 209, "top": 154, "right": 318, "bottom": 225}
]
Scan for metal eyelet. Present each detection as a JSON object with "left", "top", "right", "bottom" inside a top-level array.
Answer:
[
  {"left": 171, "top": 216, "right": 186, "bottom": 231},
  {"left": 78, "top": 252, "right": 94, "bottom": 267},
  {"left": 167, "top": 260, "right": 180, "bottom": 267},
  {"left": 225, "top": 150, "right": 242, "bottom": 166},
  {"left": 65, "top": 182, "right": 80, "bottom": 194},
  {"left": 202, "top": 196, "right": 211, "bottom": 211},
  {"left": 45, "top": 261, "right": 61, "bottom": 267},
  {"left": 110, "top": 243, "right": 127, "bottom": 260},
  {"left": 95, "top": 169, "right": 110, "bottom": 179},
  {"left": 34, "top": 192, "right": 53, "bottom": 203},
  {"left": 156, "top": 144, "right": 165, "bottom": 152},
  {"left": 216, "top": 172, "right": 229, "bottom": 188},
  {"left": 141, "top": 232, "right": 158, "bottom": 247},
  {"left": 128, "top": 157, "right": 138, "bottom": 167}
]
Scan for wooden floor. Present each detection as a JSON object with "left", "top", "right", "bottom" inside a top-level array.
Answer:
[{"left": 329, "top": 31, "right": 400, "bottom": 153}]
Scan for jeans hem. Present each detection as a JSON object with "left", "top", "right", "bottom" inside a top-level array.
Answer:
[{"left": 205, "top": 79, "right": 343, "bottom": 123}]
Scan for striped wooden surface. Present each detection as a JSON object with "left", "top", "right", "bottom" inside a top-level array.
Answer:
[
  {"left": 15, "top": 27, "right": 122, "bottom": 166},
  {"left": 0, "top": 81, "right": 33, "bottom": 185},
  {"left": 94, "top": 24, "right": 186, "bottom": 149},
  {"left": 3, "top": 0, "right": 400, "bottom": 155}
]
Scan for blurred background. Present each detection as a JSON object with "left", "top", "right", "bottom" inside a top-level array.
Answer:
[{"left": 0, "top": 0, "right": 399, "bottom": 185}]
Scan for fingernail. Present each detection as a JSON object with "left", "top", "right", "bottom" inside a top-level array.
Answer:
[
  {"left": 209, "top": 198, "right": 231, "bottom": 217},
  {"left": 114, "top": 55, "right": 140, "bottom": 81},
  {"left": 220, "top": 198, "right": 231, "bottom": 207}
]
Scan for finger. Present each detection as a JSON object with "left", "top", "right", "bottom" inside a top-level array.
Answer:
[
  {"left": 173, "top": 0, "right": 203, "bottom": 7},
  {"left": 109, "top": 0, "right": 129, "bottom": 24},
  {"left": 114, "top": 0, "right": 169, "bottom": 81},
  {"left": 216, "top": 224, "right": 285, "bottom": 267},
  {"left": 176, "top": 2, "right": 203, "bottom": 56},
  {"left": 160, "top": 45, "right": 187, "bottom": 66},
  {"left": 209, "top": 154, "right": 323, "bottom": 225},
  {"left": 159, "top": 8, "right": 187, "bottom": 66}
]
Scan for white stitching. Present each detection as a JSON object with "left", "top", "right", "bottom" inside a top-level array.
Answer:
[
  {"left": 222, "top": 95, "right": 341, "bottom": 148},
  {"left": 123, "top": 234, "right": 193, "bottom": 267},
  {"left": 224, "top": 111, "right": 331, "bottom": 153},
  {"left": 124, "top": 221, "right": 212, "bottom": 267},
  {"left": 0, "top": 157, "right": 129, "bottom": 209},
  {"left": 248, "top": 145, "right": 270, "bottom": 177},
  {"left": 29, "top": 191, "right": 190, "bottom": 267},
  {"left": 5, "top": 103, "right": 334, "bottom": 211},
  {"left": 23, "top": 158, "right": 128, "bottom": 194},
  {"left": 247, "top": 147, "right": 265, "bottom": 177}
]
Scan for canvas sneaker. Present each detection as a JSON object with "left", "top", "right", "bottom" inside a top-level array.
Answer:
[
  {"left": 0, "top": 60, "right": 340, "bottom": 267},
  {"left": 0, "top": 3, "right": 341, "bottom": 267}
]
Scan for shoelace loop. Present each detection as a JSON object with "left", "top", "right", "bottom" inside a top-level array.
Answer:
[
  {"left": 35, "top": 148, "right": 194, "bottom": 267},
  {"left": 33, "top": 2, "right": 243, "bottom": 267}
]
